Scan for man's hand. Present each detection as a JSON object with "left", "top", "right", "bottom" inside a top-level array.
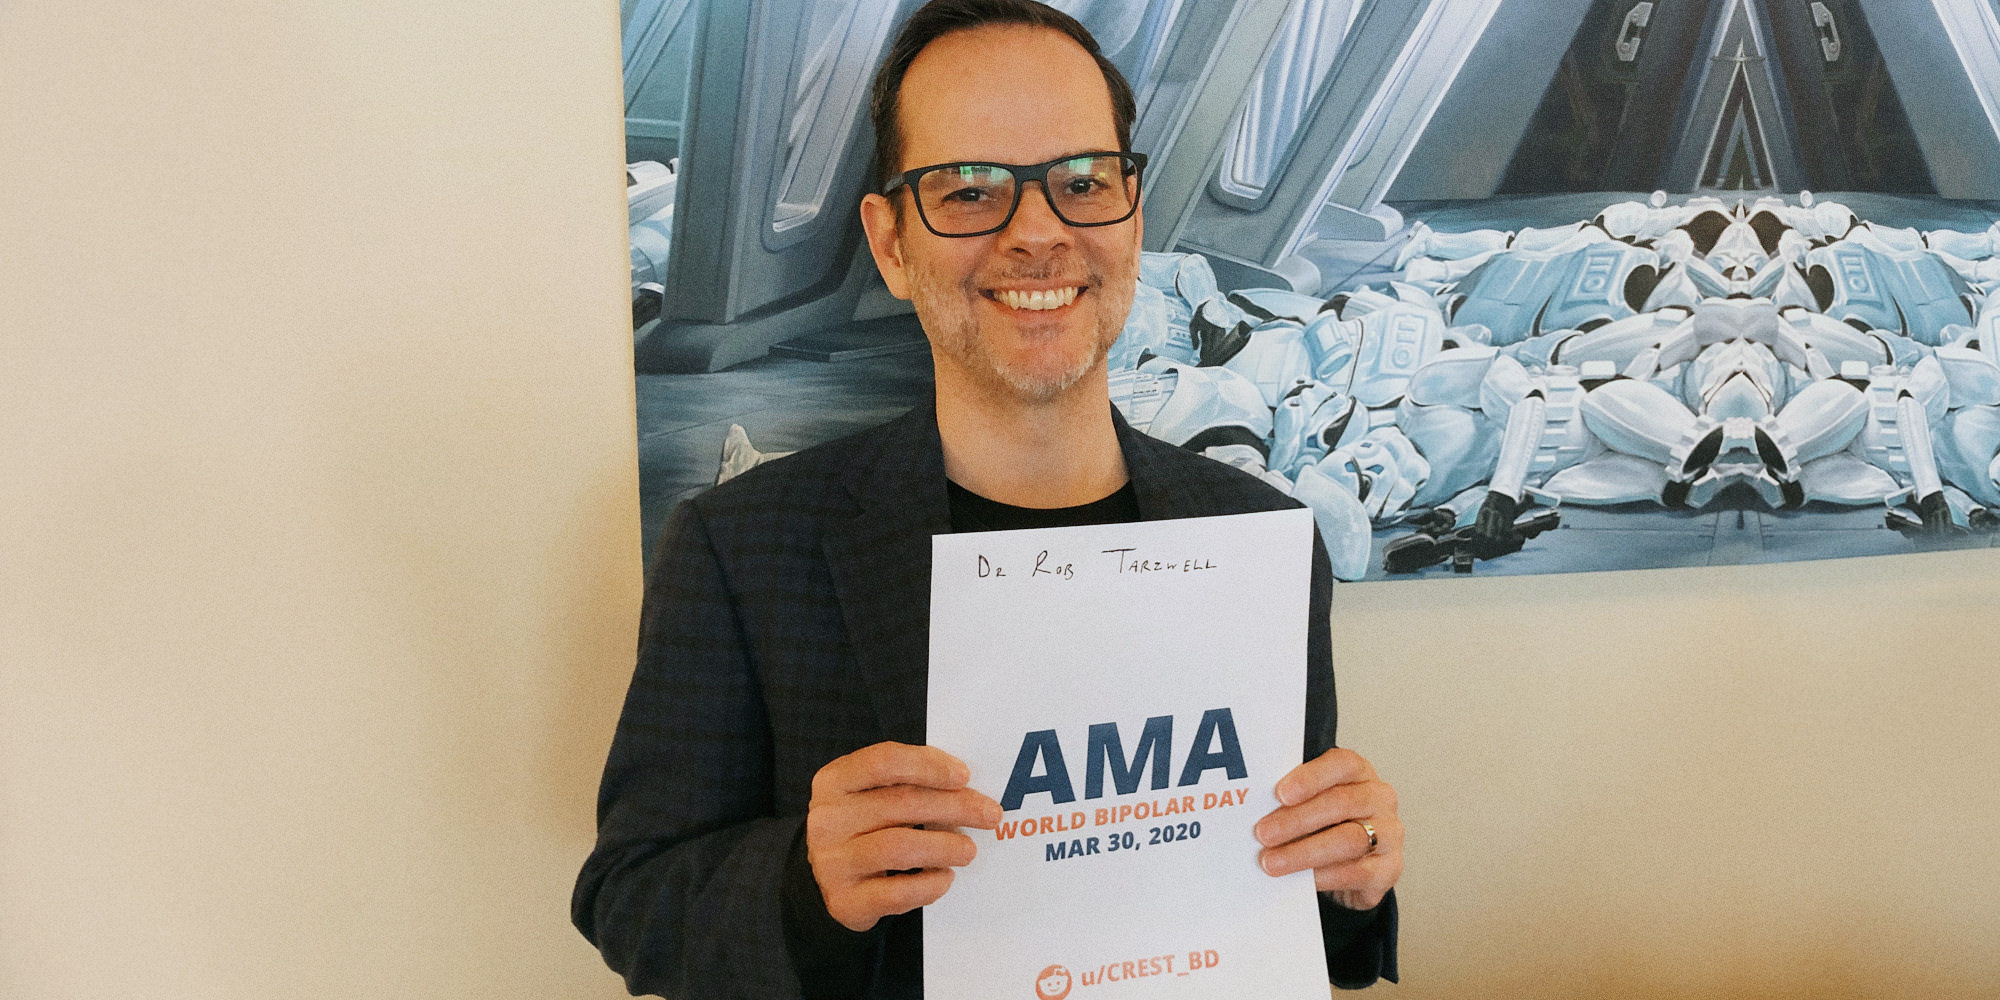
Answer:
[
  {"left": 1252, "top": 748, "right": 1402, "bottom": 911},
  {"left": 806, "top": 742, "right": 1002, "bottom": 932}
]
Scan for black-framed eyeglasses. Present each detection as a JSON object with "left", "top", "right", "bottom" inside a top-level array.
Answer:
[{"left": 881, "top": 151, "right": 1147, "bottom": 238}]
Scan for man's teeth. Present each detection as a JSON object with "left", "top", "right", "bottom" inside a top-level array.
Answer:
[{"left": 994, "top": 287, "right": 1080, "bottom": 311}]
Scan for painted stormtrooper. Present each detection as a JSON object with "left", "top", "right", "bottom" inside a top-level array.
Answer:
[
  {"left": 628, "top": 159, "right": 677, "bottom": 341},
  {"left": 1803, "top": 223, "right": 1979, "bottom": 345},
  {"left": 1926, "top": 226, "right": 2000, "bottom": 520},
  {"left": 710, "top": 197, "right": 2000, "bottom": 579},
  {"left": 1108, "top": 253, "right": 1512, "bottom": 580},
  {"left": 1401, "top": 221, "right": 1663, "bottom": 345},
  {"left": 1490, "top": 298, "right": 1885, "bottom": 511},
  {"left": 1110, "top": 252, "right": 1379, "bottom": 580},
  {"left": 1104, "top": 196, "right": 2000, "bottom": 577},
  {"left": 1380, "top": 194, "right": 2000, "bottom": 567}
]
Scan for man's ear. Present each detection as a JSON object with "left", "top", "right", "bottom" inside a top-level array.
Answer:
[{"left": 859, "top": 192, "right": 912, "bottom": 301}]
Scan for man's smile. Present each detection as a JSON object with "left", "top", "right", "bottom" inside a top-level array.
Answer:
[{"left": 985, "top": 286, "right": 1084, "bottom": 311}]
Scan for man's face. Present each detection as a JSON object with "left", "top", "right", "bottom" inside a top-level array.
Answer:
[{"left": 860, "top": 25, "right": 1141, "bottom": 407}]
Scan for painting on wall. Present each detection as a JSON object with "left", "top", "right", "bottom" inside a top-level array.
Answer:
[{"left": 619, "top": 0, "right": 2000, "bottom": 582}]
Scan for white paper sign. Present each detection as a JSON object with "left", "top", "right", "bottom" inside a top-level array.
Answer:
[{"left": 925, "top": 508, "right": 1327, "bottom": 1000}]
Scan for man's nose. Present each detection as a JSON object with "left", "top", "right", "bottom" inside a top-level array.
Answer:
[{"left": 1001, "top": 179, "right": 1070, "bottom": 247}]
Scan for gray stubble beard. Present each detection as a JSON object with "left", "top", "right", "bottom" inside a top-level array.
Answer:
[{"left": 906, "top": 245, "right": 1138, "bottom": 406}]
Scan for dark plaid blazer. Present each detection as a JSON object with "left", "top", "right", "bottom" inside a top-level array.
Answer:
[{"left": 574, "top": 400, "right": 1396, "bottom": 998}]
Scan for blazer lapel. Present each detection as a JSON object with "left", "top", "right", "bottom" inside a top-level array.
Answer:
[
  {"left": 1114, "top": 405, "right": 1203, "bottom": 521},
  {"left": 822, "top": 401, "right": 952, "bottom": 747}
]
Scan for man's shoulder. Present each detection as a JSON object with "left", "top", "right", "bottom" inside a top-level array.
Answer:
[
  {"left": 690, "top": 430, "right": 861, "bottom": 522},
  {"left": 685, "top": 407, "right": 927, "bottom": 525}
]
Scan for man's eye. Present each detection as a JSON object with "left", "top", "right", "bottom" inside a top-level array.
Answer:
[
  {"left": 944, "top": 186, "right": 993, "bottom": 202},
  {"left": 1064, "top": 177, "right": 1103, "bottom": 196}
]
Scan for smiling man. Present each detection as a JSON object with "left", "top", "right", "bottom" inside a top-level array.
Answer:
[
  {"left": 574, "top": 2, "right": 1400, "bottom": 998},
  {"left": 859, "top": 21, "right": 1141, "bottom": 512}
]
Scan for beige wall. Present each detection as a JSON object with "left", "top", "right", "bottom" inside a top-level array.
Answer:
[
  {"left": 1335, "top": 550, "right": 2000, "bottom": 999},
  {"left": 1, "top": 2, "right": 639, "bottom": 997},
  {"left": 4, "top": 3, "right": 1997, "bottom": 999}
]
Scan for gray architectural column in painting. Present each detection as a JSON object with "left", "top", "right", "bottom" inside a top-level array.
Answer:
[
  {"left": 1863, "top": 0, "right": 2000, "bottom": 199},
  {"left": 1168, "top": 0, "right": 1501, "bottom": 293},
  {"left": 623, "top": 0, "right": 697, "bottom": 162},
  {"left": 1385, "top": 0, "right": 1593, "bottom": 201},
  {"left": 1313, "top": 0, "right": 1503, "bottom": 225},
  {"left": 1658, "top": 0, "right": 1806, "bottom": 192},
  {"left": 1138, "top": 1, "right": 1297, "bottom": 256},
  {"left": 646, "top": 0, "right": 915, "bottom": 373}
]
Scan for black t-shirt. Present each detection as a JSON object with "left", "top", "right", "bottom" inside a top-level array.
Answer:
[{"left": 944, "top": 478, "right": 1140, "bottom": 532}]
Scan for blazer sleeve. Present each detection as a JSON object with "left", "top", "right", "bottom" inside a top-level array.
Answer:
[
  {"left": 573, "top": 498, "right": 817, "bottom": 999},
  {"left": 1304, "top": 533, "right": 1400, "bottom": 988}
]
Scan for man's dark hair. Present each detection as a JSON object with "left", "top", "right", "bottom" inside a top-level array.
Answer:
[{"left": 869, "top": 0, "right": 1137, "bottom": 190}]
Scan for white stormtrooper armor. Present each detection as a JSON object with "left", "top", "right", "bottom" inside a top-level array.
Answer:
[
  {"left": 1221, "top": 319, "right": 1317, "bottom": 408},
  {"left": 1270, "top": 381, "right": 1361, "bottom": 478},
  {"left": 1938, "top": 403, "right": 2000, "bottom": 509},
  {"left": 1117, "top": 251, "right": 1214, "bottom": 367},
  {"left": 1484, "top": 362, "right": 1596, "bottom": 503},
  {"left": 1924, "top": 342, "right": 2000, "bottom": 511},
  {"left": 1848, "top": 354, "right": 1969, "bottom": 533},
  {"left": 715, "top": 424, "right": 793, "bottom": 485},
  {"left": 1445, "top": 236, "right": 1659, "bottom": 344},
  {"left": 1595, "top": 191, "right": 1689, "bottom": 245},
  {"left": 1632, "top": 200, "right": 1824, "bottom": 310},
  {"left": 1925, "top": 220, "right": 2000, "bottom": 261},
  {"left": 1301, "top": 310, "right": 1364, "bottom": 384},
  {"left": 1930, "top": 252, "right": 2000, "bottom": 292},
  {"left": 628, "top": 159, "right": 678, "bottom": 293},
  {"left": 1759, "top": 191, "right": 1858, "bottom": 244},
  {"left": 1100, "top": 197, "right": 2000, "bottom": 574},
  {"left": 1288, "top": 461, "right": 1374, "bottom": 583},
  {"left": 1108, "top": 357, "right": 1383, "bottom": 580},
  {"left": 1321, "top": 287, "right": 1453, "bottom": 405},
  {"left": 1307, "top": 429, "right": 1433, "bottom": 524},
  {"left": 1395, "top": 219, "right": 1512, "bottom": 269},
  {"left": 1551, "top": 298, "right": 1870, "bottom": 508},
  {"left": 1346, "top": 195, "right": 2000, "bottom": 569},
  {"left": 1109, "top": 358, "right": 1272, "bottom": 454},
  {"left": 1107, "top": 280, "right": 1178, "bottom": 370},
  {"left": 1394, "top": 346, "right": 1508, "bottom": 507},
  {"left": 1228, "top": 287, "right": 1331, "bottom": 325},
  {"left": 1805, "top": 232, "right": 1979, "bottom": 344}
]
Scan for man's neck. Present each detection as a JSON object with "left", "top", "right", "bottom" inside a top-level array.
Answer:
[{"left": 933, "top": 366, "right": 1128, "bottom": 509}]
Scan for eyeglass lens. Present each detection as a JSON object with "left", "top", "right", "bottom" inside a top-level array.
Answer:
[{"left": 914, "top": 155, "right": 1136, "bottom": 235}]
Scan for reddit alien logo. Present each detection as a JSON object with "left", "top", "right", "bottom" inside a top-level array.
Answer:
[{"left": 1034, "top": 964, "right": 1072, "bottom": 1000}]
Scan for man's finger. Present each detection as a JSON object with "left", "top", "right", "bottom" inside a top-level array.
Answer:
[
  {"left": 812, "top": 742, "right": 973, "bottom": 797},
  {"left": 844, "top": 868, "right": 957, "bottom": 926},
  {"left": 811, "top": 785, "right": 1002, "bottom": 842},
  {"left": 823, "top": 866, "right": 958, "bottom": 933},
  {"left": 838, "top": 826, "right": 979, "bottom": 878},
  {"left": 1253, "top": 779, "right": 1388, "bottom": 848},
  {"left": 856, "top": 783, "right": 1002, "bottom": 831},
  {"left": 1257, "top": 817, "right": 1381, "bottom": 877},
  {"left": 1273, "top": 747, "right": 1376, "bottom": 807}
]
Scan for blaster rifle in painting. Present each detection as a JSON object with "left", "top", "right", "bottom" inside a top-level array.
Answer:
[{"left": 1381, "top": 495, "right": 1561, "bottom": 575}]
